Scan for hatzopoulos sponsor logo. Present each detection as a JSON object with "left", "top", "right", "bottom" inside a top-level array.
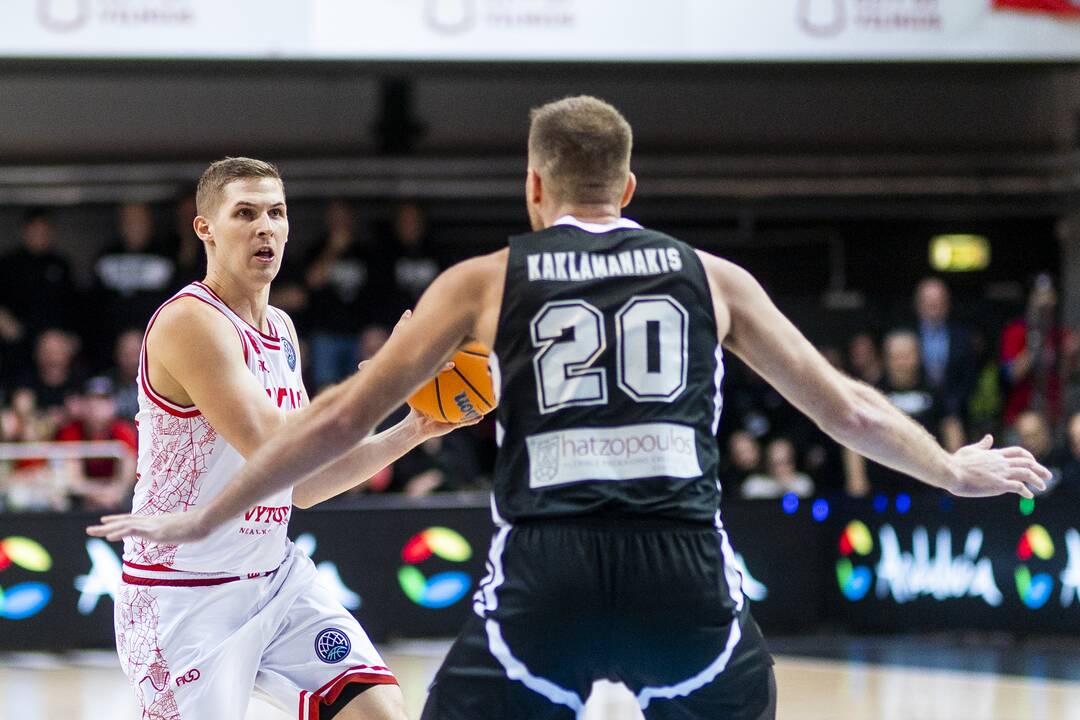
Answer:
[
  {"left": 876, "top": 524, "right": 1002, "bottom": 606},
  {"left": 526, "top": 422, "right": 701, "bottom": 489}
]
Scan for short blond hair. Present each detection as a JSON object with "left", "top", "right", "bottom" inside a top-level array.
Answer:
[
  {"left": 196, "top": 157, "right": 282, "bottom": 217},
  {"left": 528, "top": 96, "right": 632, "bottom": 205}
]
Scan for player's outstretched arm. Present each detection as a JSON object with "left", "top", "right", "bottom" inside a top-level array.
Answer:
[
  {"left": 698, "top": 251, "right": 1049, "bottom": 498},
  {"left": 286, "top": 309, "right": 480, "bottom": 507},
  {"left": 292, "top": 406, "right": 480, "bottom": 508},
  {"left": 88, "top": 251, "right": 504, "bottom": 543}
]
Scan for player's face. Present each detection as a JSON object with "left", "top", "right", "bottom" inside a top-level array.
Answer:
[{"left": 205, "top": 178, "right": 288, "bottom": 284}]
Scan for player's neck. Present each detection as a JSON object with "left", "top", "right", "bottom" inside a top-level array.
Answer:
[
  {"left": 201, "top": 272, "right": 271, "bottom": 333},
  {"left": 543, "top": 203, "right": 622, "bottom": 228}
]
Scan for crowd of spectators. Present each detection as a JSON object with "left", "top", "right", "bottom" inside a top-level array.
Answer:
[
  {"left": 719, "top": 276, "right": 1080, "bottom": 503},
  {"left": 1, "top": 197, "right": 1078, "bottom": 512}
]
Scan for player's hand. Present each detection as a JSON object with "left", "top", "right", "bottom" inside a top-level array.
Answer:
[
  {"left": 86, "top": 509, "right": 211, "bottom": 544},
  {"left": 948, "top": 435, "right": 1051, "bottom": 499},
  {"left": 404, "top": 406, "right": 482, "bottom": 441}
]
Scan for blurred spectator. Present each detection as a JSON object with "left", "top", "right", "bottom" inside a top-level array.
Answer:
[
  {"left": 390, "top": 430, "right": 481, "bottom": 496},
  {"left": 13, "top": 329, "right": 83, "bottom": 418},
  {"left": 911, "top": 278, "right": 976, "bottom": 421},
  {"left": 967, "top": 325, "right": 1004, "bottom": 439},
  {"left": 741, "top": 437, "right": 815, "bottom": 500},
  {"left": 719, "top": 430, "right": 762, "bottom": 491},
  {"left": 388, "top": 201, "right": 442, "bottom": 303},
  {"left": 0, "top": 387, "right": 69, "bottom": 511},
  {"left": 169, "top": 191, "right": 204, "bottom": 285},
  {"left": 108, "top": 329, "right": 142, "bottom": 421},
  {"left": 847, "top": 332, "right": 883, "bottom": 386},
  {"left": 1000, "top": 274, "right": 1078, "bottom": 427},
  {"left": 56, "top": 376, "right": 137, "bottom": 511},
  {"left": 1008, "top": 410, "right": 1066, "bottom": 495},
  {"left": 0, "top": 208, "right": 76, "bottom": 380},
  {"left": 93, "top": 203, "right": 175, "bottom": 362},
  {"left": 844, "top": 330, "right": 964, "bottom": 496},
  {"left": 1060, "top": 412, "right": 1080, "bottom": 501},
  {"left": 358, "top": 324, "right": 391, "bottom": 363},
  {"left": 303, "top": 199, "right": 381, "bottom": 389}
]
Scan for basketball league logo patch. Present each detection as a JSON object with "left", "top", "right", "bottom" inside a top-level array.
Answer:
[
  {"left": 282, "top": 337, "right": 297, "bottom": 371},
  {"left": 314, "top": 628, "right": 351, "bottom": 664}
]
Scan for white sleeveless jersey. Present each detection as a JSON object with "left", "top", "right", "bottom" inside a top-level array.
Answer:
[{"left": 122, "top": 281, "right": 306, "bottom": 583}]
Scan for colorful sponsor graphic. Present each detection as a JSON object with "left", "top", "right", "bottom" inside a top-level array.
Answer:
[
  {"left": 398, "top": 527, "right": 473, "bottom": 609},
  {"left": 314, "top": 627, "right": 351, "bottom": 664},
  {"left": 1015, "top": 525, "right": 1055, "bottom": 609},
  {"left": 0, "top": 536, "right": 53, "bottom": 620},
  {"left": 836, "top": 521, "right": 874, "bottom": 601}
]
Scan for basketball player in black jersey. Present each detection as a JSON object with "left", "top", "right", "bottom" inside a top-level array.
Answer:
[{"left": 93, "top": 96, "right": 1050, "bottom": 720}]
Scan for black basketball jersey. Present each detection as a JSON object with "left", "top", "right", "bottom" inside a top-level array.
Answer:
[{"left": 491, "top": 218, "right": 724, "bottom": 523}]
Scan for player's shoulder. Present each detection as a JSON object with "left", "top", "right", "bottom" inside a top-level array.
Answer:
[
  {"left": 433, "top": 248, "right": 509, "bottom": 288},
  {"left": 693, "top": 249, "right": 757, "bottom": 291},
  {"left": 146, "top": 293, "right": 238, "bottom": 354}
]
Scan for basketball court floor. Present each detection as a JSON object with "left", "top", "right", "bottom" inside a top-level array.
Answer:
[{"left": 2, "top": 638, "right": 1079, "bottom": 720}]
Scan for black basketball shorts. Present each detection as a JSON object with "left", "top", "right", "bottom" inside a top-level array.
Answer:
[{"left": 421, "top": 518, "right": 776, "bottom": 720}]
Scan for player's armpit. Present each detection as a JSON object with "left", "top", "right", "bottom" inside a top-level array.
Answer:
[{"left": 148, "top": 298, "right": 286, "bottom": 458}]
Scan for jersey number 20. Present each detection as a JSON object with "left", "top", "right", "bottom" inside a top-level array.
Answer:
[{"left": 530, "top": 295, "right": 689, "bottom": 414}]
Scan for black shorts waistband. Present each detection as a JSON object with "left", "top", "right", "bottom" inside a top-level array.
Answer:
[{"left": 510, "top": 515, "right": 714, "bottom": 531}]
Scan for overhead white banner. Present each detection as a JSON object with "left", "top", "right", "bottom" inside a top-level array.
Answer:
[{"left": 2, "top": 0, "right": 1079, "bottom": 60}]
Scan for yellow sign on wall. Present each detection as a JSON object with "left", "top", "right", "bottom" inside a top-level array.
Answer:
[{"left": 930, "top": 235, "right": 990, "bottom": 272}]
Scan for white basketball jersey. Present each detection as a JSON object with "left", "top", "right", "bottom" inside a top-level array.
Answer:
[{"left": 123, "top": 281, "right": 305, "bottom": 583}]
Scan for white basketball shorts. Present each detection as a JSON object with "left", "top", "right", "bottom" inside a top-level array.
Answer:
[{"left": 114, "top": 542, "right": 395, "bottom": 720}]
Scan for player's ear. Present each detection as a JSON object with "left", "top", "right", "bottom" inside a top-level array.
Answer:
[
  {"left": 527, "top": 168, "right": 543, "bottom": 206},
  {"left": 620, "top": 171, "right": 637, "bottom": 209},
  {"left": 193, "top": 215, "right": 213, "bottom": 245}
]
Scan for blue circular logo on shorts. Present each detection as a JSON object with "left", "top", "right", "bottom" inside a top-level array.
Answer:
[
  {"left": 314, "top": 628, "right": 351, "bottom": 664},
  {"left": 282, "top": 337, "right": 297, "bottom": 371}
]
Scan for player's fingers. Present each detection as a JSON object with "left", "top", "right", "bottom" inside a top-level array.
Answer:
[
  {"left": 99, "top": 514, "right": 132, "bottom": 523},
  {"left": 443, "top": 361, "right": 455, "bottom": 371},
  {"left": 356, "top": 360, "right": 369, "bottom": 372},
  {"left": 1009, "top": 455, "right": 1053, "bottom": 480},
  {"left": 1000, "top": 446, "right": 1037, "bottom": 462},
  {"left": 87, "top": 521, "right": 129, "bottom": 541},
  {"left": 1008, "top": 480, "right": 1034, "bottom": 499},
  {"left": 1008, "top": 467, "right": 1047, "bottom": 491},
  {"left": 976, "top": 434, "right": 993, "bottom": 449},
  {"left": 1005, "top": 455, "right": 1038, "bottom": 472}
]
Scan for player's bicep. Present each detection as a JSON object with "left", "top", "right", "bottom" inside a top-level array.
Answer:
[
  {"left": 711, "top": 259, "right": 856, "bottom": 428},
  {"left": 152, "top": 304, "right": 285, "bottom": 457}
]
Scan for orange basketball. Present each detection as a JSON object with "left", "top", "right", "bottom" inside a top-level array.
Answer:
[{"left": 408, "top": 342, "right": 496, "bottom": 423}]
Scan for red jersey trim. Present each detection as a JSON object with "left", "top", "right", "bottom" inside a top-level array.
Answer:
[
  {"left": 121, "top": 568, "right": 276, "bottom": 587},
  {"left": 140, "top": 290, "right": 252, "bottom": 417},
  {"left": 122, "top": 561, "right": 177, "bottom": 573},
  {"left": 299, "top": 665, "right": 399, "bottom": 720},
  {"left": 194, "top": 281, "right": 281, "bottom": 343}
]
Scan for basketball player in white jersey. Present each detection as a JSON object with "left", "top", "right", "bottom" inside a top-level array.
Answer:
[
  {"left": 102, "top": 157, "right": 464, "bottom": 720},
  {"left": 93, "top": 103, "right": 1051, "bottom": 719}
]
